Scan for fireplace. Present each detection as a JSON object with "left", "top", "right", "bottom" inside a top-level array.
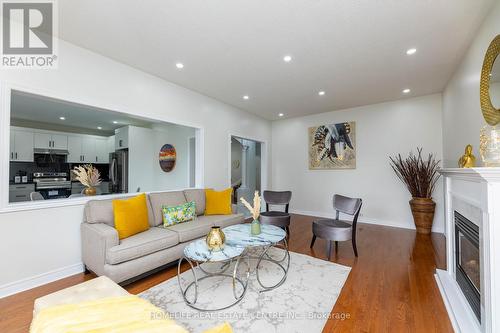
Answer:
[{"left": 455, "top": 211, "right": 480, "bottom": 322}]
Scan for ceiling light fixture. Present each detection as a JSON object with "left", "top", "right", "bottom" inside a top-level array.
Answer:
[
  {"left": 283, "top": 55, "right": 292, "bottom": 62},
  {"left": 175, "top": 63, "right": 184, "bottom": 69},
  {"left": 278, "top": 113, "right": 284, "bottom": 117},
  {"left": 59, "top": 116, "right": 65, "bottom": 120},
  {"left": 406, "top": 48, "right": 417, "bottom": 55},
  {"left": 402, "top": 88, "right": 411, "bottom": 94},
  {"left": 318, "top": 91, "right": 325, "bottom": 96},
  {"left": 243, "top": 95, "right": 249, "bottom": 100}
]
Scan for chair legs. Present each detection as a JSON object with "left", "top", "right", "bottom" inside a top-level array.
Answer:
[
  {"left": 310, "top": 235, "right": 316, "bottom": 248},
  {"left": 326, "top": 240, "right": 332, "bottom": 261},
  {"left": 352, "top": 235, "right": 358, "bottom": 257},
  {"left": 311, "top": 233, "right": 358, "bottom": 258}
]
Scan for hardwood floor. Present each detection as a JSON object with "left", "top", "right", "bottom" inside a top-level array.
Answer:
[{"left": 0, "top": 214, "right": 452, "bottom": 333}]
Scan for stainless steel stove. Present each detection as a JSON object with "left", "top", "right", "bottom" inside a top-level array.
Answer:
[{"left": 33, "top": 172, "right": 71, "bottom": 199}]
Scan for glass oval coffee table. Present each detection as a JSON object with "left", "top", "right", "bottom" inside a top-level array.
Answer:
[
  {"left": 177, "top": 239, "right": 249, "bottom": 311},
  {"left": 177, "top": 224, "right": 290, "bottom": 311},
  {"left": 224, "top": 224, "right": 290, "bottom": 292}
]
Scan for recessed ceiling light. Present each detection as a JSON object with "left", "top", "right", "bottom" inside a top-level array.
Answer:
[
  {"left": 97, "top": 126, "right": 102, "bottom": 130},
  {"left": 403, "top": 88, "right": 411, "bottom": 94},
  {"left": 59, "top": 116, "right": 65, "bottom": 120},
  {"left": 243, "top": 95, "right": 249, "bottom": 100},
  {"left": 283, "top": 55, "right": 292, "bottom": 62},
  {"left": 318, "top": 91, "right": 325, "bottom": 96},
  {"left": 406, "top": 48, "right": 417, "bottom": 55},
  {"left": 278, "top": 113, "right": 284, "bottom": 117},
  {"left": 113, "top": 121, "right": 118, "bottom": 124},
  {"left": 175, "top": 63, "right": 184, "bottom": 69}
]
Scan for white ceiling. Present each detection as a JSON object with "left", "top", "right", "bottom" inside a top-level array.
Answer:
[
  {"left": 58, "top": 0, "right": 494, "bottom": 120},
  {"left": 11, "top": 90, "right": 154, "bottom": 135}
]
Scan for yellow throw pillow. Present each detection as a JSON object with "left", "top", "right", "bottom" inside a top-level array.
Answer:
[
  {"left": 204, "top": 188, "right": 233, "bottom": 215},
  {"left": 203, "top": 322, "right": 233, "bottom": 333},
  {"left": 113, "top": 193, "right": 150, "bottom": 239}
]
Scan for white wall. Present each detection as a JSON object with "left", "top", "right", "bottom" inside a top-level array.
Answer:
[
  {"left": 0, "top": 39, "right": 271, "bottom": 296},
  {"left": 442, "top": 1, "right": 500, "bottom": 167},
  {"left": 272, "top": 94, "right": 444, "bottom": 232},
  {"left": 127, "top": 124, "right": 196, "bottom": 193},
  {"left": 151, "top": 123, "right": 196, "bottom": 191}
]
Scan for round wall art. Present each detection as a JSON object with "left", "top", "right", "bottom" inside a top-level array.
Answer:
[{"left": 159, "top": 144, "right": 176, "bottom": 172}]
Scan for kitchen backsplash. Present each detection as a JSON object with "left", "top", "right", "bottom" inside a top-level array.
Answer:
[{"left": 10, "top": 159, "right": 109, "bottom": 182}]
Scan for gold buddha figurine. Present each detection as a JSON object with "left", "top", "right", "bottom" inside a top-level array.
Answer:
[{"left": 458, "top": 144, "right": 476, "bottom": 168}]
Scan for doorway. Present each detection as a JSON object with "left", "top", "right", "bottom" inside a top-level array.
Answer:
[{"left": 230, "top": 136, "right": 262, "bottom": 217}]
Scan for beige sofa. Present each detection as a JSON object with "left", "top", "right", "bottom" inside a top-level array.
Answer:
[{"left": 81, "top": 189, "right": 244, "bottom": 283}]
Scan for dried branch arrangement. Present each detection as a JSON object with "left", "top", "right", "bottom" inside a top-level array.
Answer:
[
  {"left": 240, "top": 191, "right": 261, "bottom": 220},
  {"left": 389, "top": 148, "right": 440, "bottom": 198},
  {"left": 73, "top": 164, "right": 102, "bottom": 188}
]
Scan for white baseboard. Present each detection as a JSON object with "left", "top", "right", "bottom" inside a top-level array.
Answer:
[
  {"left": 0, "top": 262, "right": 84, "bottom": 299},
  {"left": 290, "top": 209, "right": 445, "bottom": 234}
]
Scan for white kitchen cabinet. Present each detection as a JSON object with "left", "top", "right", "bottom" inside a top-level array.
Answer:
[
  {"left": 67, "top": 136, "right": 83, "bottom": 163},
  {"left": 107, "top": 135, "right": 115, "bottom": 152},
  {"left": 81, "top": 137, "right": 96, "bottom": 163},
  {"left": 9, "top": 131, "right": 14, "bottom": 161},
  {"left": 95, "top": 138, "right": 109, "bottom": 163},
  {"left": 68, "top": 136, "right": 109, "bottom": 164},
  {"left": 51, "top": 134, "right": 68, "bottom": 150},
  {"left": 10, "top": 130, "right": 34, "bottom": 162},
  {"left": 34, "top": 133, "right": 51, "bottom": 149},
  {"left": 115, "top": 127, "right": 128, "bottom": 149},
  {"left": 34, "top": 132, "right": 68, "bottom": 149}
]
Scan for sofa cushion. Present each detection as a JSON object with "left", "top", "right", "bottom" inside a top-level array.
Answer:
[
  {"left": 84, "top": 199, "right": 115, "bottom": 227},
  {"left": 106, "top": 227, "right": 179, "bottom": 265},
  {"left": 184, "top": 189, "right": 206, "bottom": 216},
  {"left": 196, "top": 214, "right": 244, "bottom": 229},
  {"left": 204, "top": 188, "right": 233, "bottom": 215},
  {"left": 162, "top": 201, "right": 196, "bottom": 227},
  {"left": 113, "top": 194, "right": 150, "bottom": 240},
  {"left": 148, "top": 191, "right": 187, "bottom": 227},
  {"left": 85, "top": 197, "right": 155, "bottom": 227},
  {"left": 165, "top": 220, "right": 214, "bottom": 243}
]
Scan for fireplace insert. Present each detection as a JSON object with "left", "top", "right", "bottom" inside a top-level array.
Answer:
[{"left": 455, "top": 211, "right": 480, "bottom": 322}]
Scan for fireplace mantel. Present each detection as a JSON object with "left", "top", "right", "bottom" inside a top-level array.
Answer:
[
  {"left": 439, "top": 167, "right": 500, "bottom": 182},
  {"left": 436, "top": 168, "right": 500, "bottom": 333}
]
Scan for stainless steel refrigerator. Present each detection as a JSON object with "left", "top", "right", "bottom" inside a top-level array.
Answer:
[{"left": 109, "top": 149, "right": 128, "bottom": 193}]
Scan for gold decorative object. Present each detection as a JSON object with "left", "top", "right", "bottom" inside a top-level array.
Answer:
[
  {"left": 83, "top": 187, "right": 97, "bottom": 196},
  {"left": 72, "top": 164, "right": 102, "bottom": 196},
  {"left": 480, "top": 35, "right": 500, "bottom": 125},
  {"left": 206, "top": 226, "right": 225, "bottom": 251},
  {"left": 458, "top": 144, "right": 476, "bottom": 168}
]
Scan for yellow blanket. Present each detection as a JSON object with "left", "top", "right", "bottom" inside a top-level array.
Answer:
[{"left": 30, "top": 295, "right": 188, "bottom": 333}]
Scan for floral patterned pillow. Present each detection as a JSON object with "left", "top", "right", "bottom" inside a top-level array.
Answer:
[{"left": 162, "top": 201, "right": 196, "bottom": 227}]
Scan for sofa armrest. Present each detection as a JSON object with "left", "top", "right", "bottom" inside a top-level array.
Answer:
[{"left": 81, "top": 223, "right": 119, "bottom": 276}]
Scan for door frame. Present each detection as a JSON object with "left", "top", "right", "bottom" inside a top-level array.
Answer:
[{"left": 228, "top": 133, "right": 268, "bottom": 199}]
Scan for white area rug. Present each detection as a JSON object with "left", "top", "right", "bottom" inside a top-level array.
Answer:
[{"left": 140, "top": 248, "right": 351, "bottom": 333}]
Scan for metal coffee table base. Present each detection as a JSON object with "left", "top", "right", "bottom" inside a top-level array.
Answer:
[
  {"left": 177, "top": 256, "right": 249, "bottom": 312},
  {"left": 255, "top": 239, "right": 290, "bottom": 292}
]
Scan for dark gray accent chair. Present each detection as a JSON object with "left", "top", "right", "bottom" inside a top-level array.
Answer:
[
  {"left": 310, "top": 194, "right": 362, "bottom": 259},
  {"left": 260, "top": 190, "right": 292, "bottom": 237}
]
